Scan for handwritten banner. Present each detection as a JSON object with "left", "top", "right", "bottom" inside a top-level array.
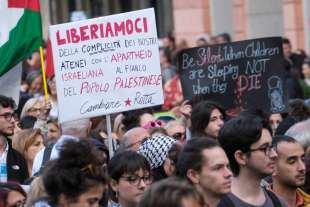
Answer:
[
  {"left": 177, "top": 37, "right": 288, "bottom": 115},
  {"left": 49, "top": 8, "right": 163, "bottom": 123}
]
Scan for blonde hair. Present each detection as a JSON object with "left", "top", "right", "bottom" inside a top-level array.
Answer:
[
  {"left": 113, "top": 113, "right": 124, "bottom": 133},
  {"left": 20, "top": 97, "right": 42, "bottom": 119},
  {"left": 26, "top": 176, "right": 47, "bottom": 207},
  {"left": 12, "top": 128, "right": 43, "bottom": 156}
]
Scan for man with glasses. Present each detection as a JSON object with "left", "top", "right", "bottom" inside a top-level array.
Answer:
[
  {"left": 0, "top": 95, "right": 28, "bottom": 183},
  {"left": 121, "top": 127, "right": 150, "bottom": 151},
  {"left": 218, "top": 113, "right": 287, "bottom": 207}
]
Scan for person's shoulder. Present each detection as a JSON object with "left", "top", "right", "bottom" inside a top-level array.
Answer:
[
  {"left": 8, "top": 143, "right": 26, "bottom": 161},
  {"left": 277, "top": 196, "right": 288, "bottom": 207},
  {"left": 218, "top": 193, "right": 236, "bottom": 207},
  {"left": 264, "top": 188, "right": 288, "bottom": 207}
]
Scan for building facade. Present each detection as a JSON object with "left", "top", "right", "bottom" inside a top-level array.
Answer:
[{"left": 41, "top": 0, "right": 310, "bottom": 53}]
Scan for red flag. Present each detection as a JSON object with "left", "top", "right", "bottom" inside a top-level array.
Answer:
[
  {"left": 45, "top": 39, "right": 54, "bottom": 78},
  {"left": 8, "top": 0, "right": 40, "bottom": 11}
]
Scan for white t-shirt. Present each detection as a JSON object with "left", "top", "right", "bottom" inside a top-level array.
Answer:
[{"left": 32, "top": 135, "right": 78, "bottom": 175}]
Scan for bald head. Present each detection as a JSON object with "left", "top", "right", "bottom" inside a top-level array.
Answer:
[{"left": 122, "top": 127, "right": 150, "bottom": 151}]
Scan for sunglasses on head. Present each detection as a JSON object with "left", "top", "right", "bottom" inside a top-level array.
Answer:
[{"left": 142, "top": 120, "right": 163, "bottom": 129}]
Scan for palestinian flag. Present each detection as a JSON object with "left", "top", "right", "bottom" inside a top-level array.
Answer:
[{"left": 0, "top": 0, "right": 42, "bottom": 76}]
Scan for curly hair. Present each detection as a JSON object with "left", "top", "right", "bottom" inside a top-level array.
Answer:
[{"left": 42, "top": 140, "right": 108, "bottom": 204}]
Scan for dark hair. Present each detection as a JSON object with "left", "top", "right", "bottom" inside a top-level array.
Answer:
[
  {"left": 217, "top": 33, "right": 231, "bottom": 43},
  {"left": 275, "top": 99, "right": 310, "bottom": 135},
  {"left": 0, "top": 95, "right": 16, "bottom": 109},
  {"left": 138, "top": 177, "right": 204, "bottom": 207},
  {"left": 149, "top": 142, "right": 182, "bottom": 181},
  {"left": 190, "top": 100, "right": 225, "bottom": 137},
  {"left": 108, "top": 151, "right": 151, "bottom": 181},
  {"left": 272, "top": 135, "right": 297, "bottom": 148},
  {"left": 288, "top": 99, "right": 310, "bottom": 121},
  {"left": 122, "top": 108, "right": 154, "bottom": 131},
  {"left": 177, "top": 137, "right": 219, "bottom": 179},
  {"left": 239, "top": 109, "right": 272, "bottom": 134},
  {"left": 42, "top": 140, "right": 108, "bottom": 204},
  {"left": 167, "top": 143, "right": 182, "bottom": 168},
  {"left": 218, "top": 114, "right": 265, "bottom": 176},
  {"left": 0, "top": 182, "right": 27, "bottom": 206},
  {"left": 282, "top": 37, "right": 291, "bottom": 45}
]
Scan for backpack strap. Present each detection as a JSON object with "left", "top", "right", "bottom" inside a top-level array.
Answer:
[
  {"left": 264, "top": 188, "right": 283, "bottom": 207},
  {"left": 218, "top": 195, "right": 236, "bottom": 207}
]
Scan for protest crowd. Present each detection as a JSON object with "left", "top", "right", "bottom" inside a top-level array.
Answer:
[{"left": 1, "top": 3, "right": 310, "bottom": 207}]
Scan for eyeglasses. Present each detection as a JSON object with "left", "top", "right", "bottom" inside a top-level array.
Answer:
[
  {"left": 142, "top": 120, "right": 163, "bottom": 129},
  {"left": 0, "top": 112, "right": 16, "bottom": 121},
  {"left": 171, "top": 132, "right": 185, "bottom": 141},
  {"left": 126, "top": 137, "right": 148, "bottom": 149},
  {"left": 9, "top": 199, "right": 26, "bottom": 207},
  {"left": 248, "top": 144, "right": 275, "bottom": 156},
  {"left": 120, "top": 174, "right": 153, "bottom": 186}
]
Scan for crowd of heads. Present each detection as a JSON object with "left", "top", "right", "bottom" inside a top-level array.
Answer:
[{"left": 0, "top": 33, "right": 310, "bottom": 207}]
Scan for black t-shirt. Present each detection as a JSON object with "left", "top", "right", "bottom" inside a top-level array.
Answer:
[{"left": 218, "top": 188, "right": 288, "bottom": 207}]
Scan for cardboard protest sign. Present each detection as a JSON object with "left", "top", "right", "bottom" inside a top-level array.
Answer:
[
  {"left": 177, "top": 37, "right": 287, "bottom": 116},
  {"left": 49, "top": 8, "right": 163, "bottom": 123}
]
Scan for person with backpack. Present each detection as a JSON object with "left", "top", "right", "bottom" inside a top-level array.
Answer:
[{"left": 218, "top": 112, "right": 287, "bottom": 207}]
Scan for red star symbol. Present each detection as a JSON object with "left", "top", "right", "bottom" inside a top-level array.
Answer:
[{"left": 125, "top": 98, "right": 131, "bottom": 106}]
